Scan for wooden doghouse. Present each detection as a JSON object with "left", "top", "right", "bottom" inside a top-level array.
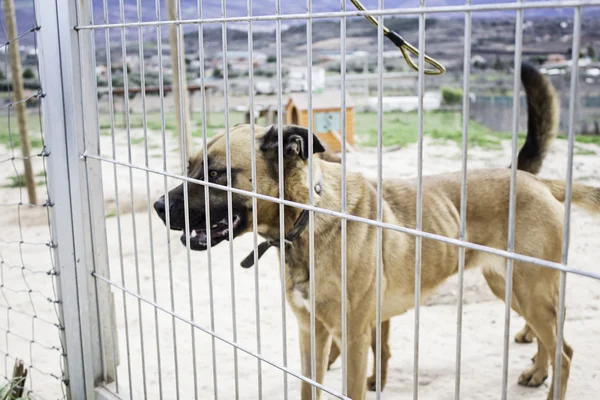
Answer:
[
  {"left": 285, "top": 90, "right": 355, "bottom": 153},
  {"left": 244, "top": 105, "right": 278, "bottom": 126}
]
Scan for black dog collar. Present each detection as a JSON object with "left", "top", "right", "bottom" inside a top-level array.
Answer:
[{"left": 240, "top": 172, "right": 322, "bottom": 268}]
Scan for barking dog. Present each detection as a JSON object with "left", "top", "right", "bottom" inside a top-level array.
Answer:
[{"left": 154, "top": 63, "right": 596, "bottom": 400}]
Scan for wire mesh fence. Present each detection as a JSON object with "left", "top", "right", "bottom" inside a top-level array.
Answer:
[
  {"left": 13, "top": 0, "right": 600, "bottom": 399},
  {"left": 0, "top": 0, "right": 66, "bottom": 398}
]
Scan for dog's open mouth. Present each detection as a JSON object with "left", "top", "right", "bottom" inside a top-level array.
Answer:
[{"left": 180, "top": 214, "right": 243, "bottom": 250}]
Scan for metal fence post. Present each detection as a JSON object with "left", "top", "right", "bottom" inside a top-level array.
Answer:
[{"left": 36, "top": 0, "right": 115, "bottom": 397}]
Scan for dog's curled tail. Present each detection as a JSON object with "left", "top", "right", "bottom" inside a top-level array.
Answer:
[
  {"left": 516, "top": 63, "right": 560, "bottom": 175},
  {"left": 542, "top": 179, "right": 600, "bottom": 214}
]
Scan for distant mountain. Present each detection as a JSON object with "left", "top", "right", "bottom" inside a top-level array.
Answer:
[
  {"left": 0, "top": 0, "right": 584, "bottom": 41},
  {"left": 85, "top": 0, "right": 578, "bottom": 22}
]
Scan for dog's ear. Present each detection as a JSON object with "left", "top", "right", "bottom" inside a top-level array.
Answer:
[{"left": 260, "top": 125, "right": 325, "bottom": 160}]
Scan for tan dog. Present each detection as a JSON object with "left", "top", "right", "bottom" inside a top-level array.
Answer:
[
  {"left": 154, "top": 63, "right": 596, "bottom": 399},
  {"left": 327, "top": 61, "right": 559, "bottom": 390}
]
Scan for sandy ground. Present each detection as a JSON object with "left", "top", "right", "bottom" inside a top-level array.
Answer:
[{"left": 1, "top": 125, "right": 600, "bottom": 400}]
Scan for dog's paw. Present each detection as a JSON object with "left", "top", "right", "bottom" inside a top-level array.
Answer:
[
  {"left": 366, "top": 376, "right": 386, "bottom": 392},
  {"left": 515, "top": 327, "right": 534, "bottom": 344},
  {"left": 518, "top": 365, "right": 548, "bottom": 387},
  {"left": 367, "top": 376, "right": 376, "bottom": 392}
]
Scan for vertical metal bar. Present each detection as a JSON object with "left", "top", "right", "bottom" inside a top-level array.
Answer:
[
  {"left": 77, "top": 0, "right": 119, "bottom": 388},
  {"left": 135, "top": 0, "right": 163, "bottom": 397},
  {"left": 116, "top": 0, "right": 149, "bottom": 395},
  {"left": 37, "top": 0, "right": 109, "bottom": 396},
  {"left": 219, "top": 1, "right": 241, "bottom": 397},
  {"left": 501, "top": 3, "right": 524, "bottom": 399},
  {"left": 375, "top": 0, "right": 384, "bottom": 397},
  {"left": 172, "top": 0, "right": 199, "bottom": 398},
  {"left": 110, "top": 0, "right": 134, "bottom": 395},
  {"left": 414, "top": 1, "right": 426, "bottom": 398},
  {"left": 36, "top": 2, "right": 84, "bottom": 397},
  {"left": 101, "top": 0, "right": 129, "bottom": 395},
  {"left": 196, "top": 0, "right": 219, "bottom": 397},
  {"left": 274, "top": 0, "right": 289, "bottom": 397},
  {"left": 455, "top": 1, "right": 472, "bottom": 398},
  {"left": 306, "top": 1, "right": 317, "bottom": 399},
  {"left": 553, "top": 8, "right": 581, "bottom": 400},
  {"left": 74, "top": 0, "right": 107, "bottom": 392},
  {"left": 339, "top": 0, "right": 348, "bottom": 394},
  {"left": 246, "top": 0, "right": 263, "bottom": 397},
  {"left": 117, "top": 0, "right": 150, "bottom": 394},
  {"left": 155, "top": 0, "right": 181, "bottom": 396}
]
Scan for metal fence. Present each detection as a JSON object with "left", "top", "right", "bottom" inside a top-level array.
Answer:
[
  {"left": 20, "top": 0, "right": 600, "bottom": 399},
  {"left": 0, "top": 0, "right": 66, "bottom": 398}
]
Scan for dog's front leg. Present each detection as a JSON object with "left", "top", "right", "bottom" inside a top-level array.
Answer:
[
  {"left": 298, "top": 315, "right": 331, "bottom": 400},
  {"left": 346, "top": 327, "right": 371, "bottom": 399},
  {"left": 367, "top": 319, "right": 391, "bottom": 391}
]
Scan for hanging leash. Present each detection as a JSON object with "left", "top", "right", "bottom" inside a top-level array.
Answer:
[{"left": 349, "top": 0, "right": 446, "bottom": 75}]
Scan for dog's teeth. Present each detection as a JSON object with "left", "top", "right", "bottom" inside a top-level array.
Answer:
[
  {"left": 191, "top": 230, "right": 197, "bottom": 237},
  {"left": 212, "top": 224, "right": 218, "bottom": 228}
]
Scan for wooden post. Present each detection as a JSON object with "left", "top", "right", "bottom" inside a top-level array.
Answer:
[
  {"left": 3, "top": 0, "right": 37, "bottom": 204},
  {"left": 189, "top": 89, "right": 194, "bottom": 120},
  {"left": 166, "top": 0, "right": 192, "bottom": 171}
]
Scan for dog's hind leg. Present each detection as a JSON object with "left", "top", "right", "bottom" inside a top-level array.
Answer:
[
  {"left": 518, "top": 333, "right": 550, "bottom": 387},
  {"left": 367, "top": 319, "right": 391, "bottom": 392},
  {"left": 514, "top": 322, "right": 539, "bottom": 364},
  {"left": 515, "top": 323, "right": 535, "bottom": 344},
  {"left": 482, "top": 263, "right": 572, "bottom": 400},
  {"left": 327, "top": 340, "right": 340, "bottom": 370},
  {"left": 516, "top": 293, "right": 572, "bottom": 399},
  {"left": 481, "top": 263, "right": 550, "bottom": 386}
]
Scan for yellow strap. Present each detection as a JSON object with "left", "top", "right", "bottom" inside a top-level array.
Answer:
[{"left": 349, "top": 0, "right": 446, "bottom": 76}]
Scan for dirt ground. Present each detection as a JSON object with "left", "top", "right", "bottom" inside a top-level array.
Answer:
[{"left": 1, "top": 126, "right": 599, "bottom": 400}]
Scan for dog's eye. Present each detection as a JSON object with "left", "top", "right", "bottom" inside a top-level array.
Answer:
[{"left": 209, "top": 170, "right": 218, "bottom": 178}]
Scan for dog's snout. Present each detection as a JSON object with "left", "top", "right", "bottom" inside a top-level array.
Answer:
[{"left": 154, "top": 196, "right": 166, "bottom": 220}]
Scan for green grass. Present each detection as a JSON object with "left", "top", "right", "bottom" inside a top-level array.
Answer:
[
  {"left": 2, "top": 171, "right": 46, "bottom": 188},
  {"left": 98, "top": 112, "right": 177, "bottom": 133},
  {"left": 96, "top": 110, "right": 600, "bottom": 153},
  {"left": 354, "top": 111, "right": 522, "bottom": 149},
  {"left": 7, "top": 110, "right": 600, "bottom": 157},
  {"left": 0, "top": 114, "right": 44, "bottom": 149},
  {"left": 0, "top": 377, "right": 31, "bottom": 400},
  {"left": 191, "top": 111, "right": 245, "bottom": 138},
  {"left": 130, "top": 137, "right": 146, "bottom": 145},
  {"left": 564, "top": 135, "right": 600, "bottom": 145},
  {"left": 574, "top": 145, "right": 597, "bottom": 155},
  {"left": 97, "top": 110, "right": 246, "bottom": 139},
  {"left": 354, "top": 111, "right": 600, "bottom": 150}
]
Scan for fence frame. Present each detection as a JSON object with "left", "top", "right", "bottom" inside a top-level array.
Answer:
[
  {"left": 36, "top": 0, "right": 117, "bottom": 398},
  {"left": 30, "top": 0, "right": 600, "bottom": 398}
]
